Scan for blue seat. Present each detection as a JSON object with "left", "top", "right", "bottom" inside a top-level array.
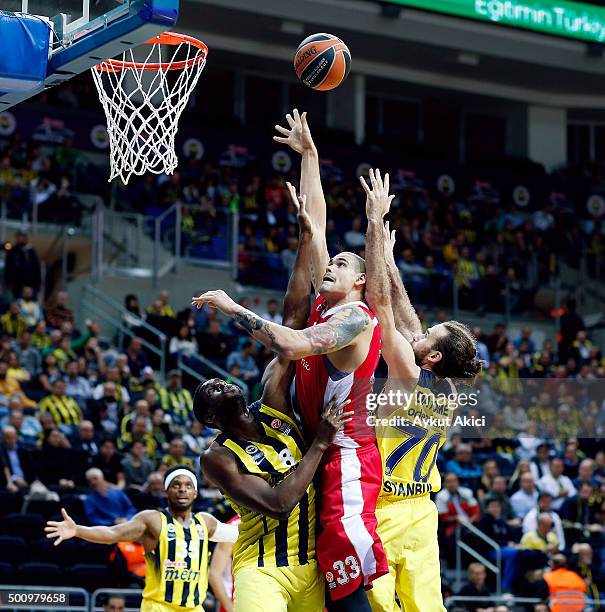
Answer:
[
  {"left": 0, "top": 536, "right": 27, "bottom": 566},
  {"left": 67, "top": 563, "right": 113, "bottom": 591},
  {"left": 17, "top": 562, "right": 61, "bottom": 586},
  {"left": 1, "top": 513, "right": 45, "bottom": 542},
  {"left": 0, "top": 562, "right": 17, "bottom": 584}
]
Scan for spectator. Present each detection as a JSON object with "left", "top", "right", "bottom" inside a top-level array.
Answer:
[
  {"left": 91, "top": 381, "right": 124, "bottom": 437},
  {"left": 569, "top": 543, "right": 604, "bottom": 605},
  {"left": 84, "top": 467, "right": 136, "bottom": 526},
  {"left": 0, "top": 361, "right": 36, "bottom": 409},
  {"left": 522, "top": 492, "right": 565, "bottom": 551},
  {"left": 4, "top": 230, "right": 41, "bottom": 297},
  {"left": 160, "top": 438, "right": 195, "bottom": 471},
  {"left": 169, "top": 325, "right": 197, "bottom": 359},
  {"left": 1, "top": 302, "right": 27, "bottom": 338},
  {"left": 120, "top": 399, "right": 151, "bottom": 439},
  {"left": 63, "top": 360, "right": 93, "bottom": 409},
  {"left": 436, "top": 472, "right": 480, "bottom": 562},
  {"left": 150, "top": 290, "right": 176, "bottom": 318},
  {"left": 226, "top": 340, "right": 259, "bottom": 385},
  {"left": 151, "top": 407, "right": 172, "bottom": 453},
  {"left": 543, "top": 554, "right": 586, "bottom": 612},
  {"left": 158, "top": 370, "right": 193, "bottom": 431},
  {"left": 197, "top": 319, "right": 231, "bottom": 365},
  {"left": 126, "top": 337, "right": 148, "bottom": 379},
  {"left": 123, "top": 294, "right": 145, "bottom": 329},
  {"left": 445, "top": 444, "right": 482, "bottom": 489},
  {"left": 93, "top": 366, "right": 131, "bottom": 407},
  {"left": 560, "top": 482, "right": 603, "bottom": 533},
  {"left": 344, "top": 216, "right": 365, "bottom": 250},
  {"left": 31, "top": 319, "right": 51, "bottom": 351},
  {"left": 0, "top": 425, "right": 35, "bottom": 492},
  {"left": 74, "top": 419, "right": 99, "bottom": 460},
  {"left": 456, "top": 563, "right": 496, "bottom": 612},
  {"left": 1, "top": 397, "right": 41, "bottom": 447},
  {"left": 103, "top": 595, "right": 125, "bottom": 612},
  {"left": 121, "top": 440, "right": 154, "bottom": 491},
  {"left": 537, "top": 457, "right": 576, "bottom": 512},
  {"left": 15, "top": 330, "right": 41, "bottom": 378},
  {"left": 37, "top": 428, "right": 78, "bottom": 492},
  {"left": 45, "top": 291, "right": 74, "bottom": 329},
  {"left": 38, "top": 379, "right": 82, "bottom": 434},
  {"left": 17, "top": 286, "right": 43, "bottom": 328},
  {"left": 261, "top": 299, "right": 282, "bottom": 325},
  {"left": 520, "top": 513, "right": 559, "bottom": 554},
  {"left": 92, "top": 438, "right": 125, "bottom": 488},
  {"left": 280, "top": 237, "right": 299, "bottom": 274},
  {"left": 510, "top": 473, "right": 539, "bottom": 520},
  {"left": 529, "top": 443, "right": 552, "bottom": 481},
  {"left": 573, "top": 458, "right": 599, "bottom": 489},
  {"left": 118, "top": 415, "right": 156, "bottom": 456},
  {"left": 482, "top": 475, "right": 517, "bottom": 523}
]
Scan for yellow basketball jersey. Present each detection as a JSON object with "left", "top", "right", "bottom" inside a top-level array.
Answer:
[
  {"left": 215, "top": 402, "right": 316, "bottom": 575},
  {"left": 376, "top": 369, "right": 456, "bottom": 504},
  {"left": 143, "top": 510, "right": 209, "bottom": 610}
]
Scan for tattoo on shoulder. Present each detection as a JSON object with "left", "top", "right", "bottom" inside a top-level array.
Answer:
[{"left": 303, "top": 307, "right": 371, "bottom": 355}]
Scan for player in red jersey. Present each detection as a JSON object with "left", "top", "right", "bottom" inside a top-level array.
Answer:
[{"left": 193, "top": 111, "right": 388, "bottom": 611}]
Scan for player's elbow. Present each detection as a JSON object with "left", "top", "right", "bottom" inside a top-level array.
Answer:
[{"left": 265, "top": 498, "right": 295, "bottom": 521}]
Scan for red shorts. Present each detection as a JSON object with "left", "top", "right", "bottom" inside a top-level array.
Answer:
[{"left": 317, "top": 443, "right": 388, "bottom": 601}]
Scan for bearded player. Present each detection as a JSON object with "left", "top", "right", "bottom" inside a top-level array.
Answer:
[
  {"left": 193, "top": 110, "right": 388, "bottom": 611},
  {"left": 361, "top": 169, "right": 481, "bottom": 612},
  {"left": 45, "top": 466, "right": 238, "bottom": 612}
]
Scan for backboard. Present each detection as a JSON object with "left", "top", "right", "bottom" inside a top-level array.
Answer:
[{"left": 0, "top": 0, "right": 179, "bottom": 109}]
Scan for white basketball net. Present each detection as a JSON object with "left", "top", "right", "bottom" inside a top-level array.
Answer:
[{"left": 91, "top": 35, "right": 207, "bottom": 184}]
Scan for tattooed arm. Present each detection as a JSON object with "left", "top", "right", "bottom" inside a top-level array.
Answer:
[
  {"left": 192, "top": 290, "right": 370, "bottom": 361},
  {"left": 382, "top": 221, "right": 423, "bottom": 342}
]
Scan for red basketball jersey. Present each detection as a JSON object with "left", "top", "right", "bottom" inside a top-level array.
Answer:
[{"left": 295, "top": 295, "right": 381, "bottom": 449}]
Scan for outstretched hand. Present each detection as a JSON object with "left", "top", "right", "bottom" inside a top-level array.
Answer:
[
  {"left": 360, "top": 168, "right": 394, "bottom": 222},
  {"left": 45, "top": 508, "right": 76, "bottom": 546},
  {"left": 273, "top": 109, "right": 315, "bottom": 155},
  {"left": 192, "top": 290, "right": 238, "bottom": 316},
  {"left": 286, "top": 182, "right": 312, "bottom": 237}
]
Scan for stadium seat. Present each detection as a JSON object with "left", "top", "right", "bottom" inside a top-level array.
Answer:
[
  {"left": 32, "top": 537, "right": 80, "bottom": 568},
  {"left": 67, "top": 563, "right": 113, "bottom": 591},
  {"left": 17, "top": 562, "right": 61, "bottom": 586},
  {"left": 1, "top": 513, "right": 45, "bottom": 542},
  {"left": 0, "top": 491, "right": 23, "bottom": 515},
  {"left": 24, "top": 499, "right": 62, "bottom": 519},
  {"left": 79, "top": 541, "right": 113, "bottom": 565},
  {"left": 0, "top": 536, "right": 27, "bottom": 566},
  {"left": 0, "top": 562, "right": 17, "bottom": 584}
]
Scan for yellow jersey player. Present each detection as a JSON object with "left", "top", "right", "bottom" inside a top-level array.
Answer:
[
  {"left": 45, "top": 466, "right": 239, "bottom": 612},
  {"left": 361, "top": 169, "right": 482, "bottom": 612}
]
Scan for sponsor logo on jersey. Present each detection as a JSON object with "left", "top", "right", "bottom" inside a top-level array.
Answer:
[
  {"left": 300, "top": 358, "right": 310, "bottom": 371},
  {"left": 382, "top": 479, "right": 433, "bottom": 497},
  {"left": 167, "top": 523, "right": 177, "bottom": 541},
  {"left": 325, "top": 572, "right": 334, "bottom": 582},
  {"left": 271, "top": 419, "right": 282, "bottom": 429},
  {"left": 163, "top": 560, "right": 187, "bottom": 569},
  {"left": 245, "top": 445, "right": 258, "bottom": 454}
]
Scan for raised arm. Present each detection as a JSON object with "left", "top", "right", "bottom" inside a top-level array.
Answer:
[
  {"left": 362, "top": 169, "right": 420, "bottom": 382},
  {"left": 201, "top": 398, "right": 352, "bottom": 520},
  {"left": 192, "top": 292, "right": 370, "bottom": 362},
  {"left": 382, "top": 220, "right": 423, "bottom": 341},
  {"left": 282, "top": 183, "right": 313, "bottom": 330},
  {"left": 262, "top": 184, "right": 313, "bottom": 412},
  {"left": 274, "top": 109, "right": 329, "bottom": 292},
  {"left": 45, "top": 508, "right": 155, "bottom": 547}
]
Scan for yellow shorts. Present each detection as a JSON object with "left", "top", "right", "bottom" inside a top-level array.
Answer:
[
  {"left": 140, "top": 600, "right": 203, "bottom": 612},
  {"left": 368, "top": 496, "right": 446, "bottom": 612},
  {"left": 233, "top": 560, "right": 324, "bottom": 612}
]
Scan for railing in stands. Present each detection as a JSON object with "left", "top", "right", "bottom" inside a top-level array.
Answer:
[
  {"left": 79, "top": 283, "right": 167, "bottom": 380},
  {"left": 455, "top": 520, "right": 502, "bottom": 596},
  {"left": 0, "top": 586, "right": 89, "bottom": 612}
]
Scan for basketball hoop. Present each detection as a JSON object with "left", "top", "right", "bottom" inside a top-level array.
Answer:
[{"left": 91, "top": 32, "right": 208, "bottom": 184}]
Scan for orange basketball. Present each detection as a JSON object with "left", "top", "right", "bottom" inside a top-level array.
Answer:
[{"left": 294, "top": 33, "right": 351, "bottom": 91}]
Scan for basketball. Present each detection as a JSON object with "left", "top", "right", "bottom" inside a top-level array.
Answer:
[{"left": 294, "top": 33, "right": 351, "bottom": 91}]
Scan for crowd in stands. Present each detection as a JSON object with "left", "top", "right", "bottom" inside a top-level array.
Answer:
[{"left": 0, "top": 239, "right": 604, "bottom": 607}]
